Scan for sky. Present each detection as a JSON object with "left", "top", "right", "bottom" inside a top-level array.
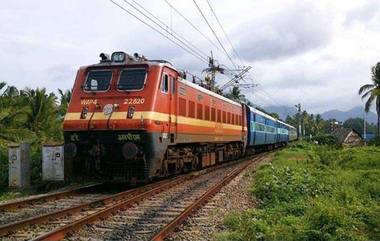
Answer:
[{"left": 1, "top": 0, "right": 380, "bottom": 113}]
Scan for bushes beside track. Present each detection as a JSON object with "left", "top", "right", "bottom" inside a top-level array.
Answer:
[{"left": 217, "top": 142, "right": 380, "bottom": 241}]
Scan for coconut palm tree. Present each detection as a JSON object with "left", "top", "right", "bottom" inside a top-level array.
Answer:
[
  {"left": 0, "top": 108, "right": 35, "bottom": 143},
  {"left": 0, "top": 82, "right": 34, "bottom": 142},
  {"left": 22, "top": 88, "right": 58, "bottom": 138},
  {"left": 359, "top": 62, "right": 380, "bottom": 136},
  {"left": 58, "top": 89, "right": 72, "bottom": 118},
  {"left": 225, "top": 86, "right": 246, "bottom": 103}
]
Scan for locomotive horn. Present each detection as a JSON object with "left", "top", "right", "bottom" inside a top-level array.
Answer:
[{"left": 99, "top": 53, "right": 110, "bottom": 62}]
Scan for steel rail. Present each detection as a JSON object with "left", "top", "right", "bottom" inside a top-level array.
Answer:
[
  {"left": 0, "top": 178, "right": 176, "bottom": 236},
  {"left": 0, "top": 183, "right": 102, "bottom": 211},
  {"left": 30, "top": 157, "right": 253, "bottom": 241},
  {"left": 30, "top": 173, "right": 198, "bottom": 241},
  {"left": 151, "top": 155, "right": 265, "bottom": 241}
]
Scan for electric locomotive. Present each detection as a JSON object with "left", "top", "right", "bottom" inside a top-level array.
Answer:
[{"left": 63, "top": 52, "right": 247, "bottom": 183}]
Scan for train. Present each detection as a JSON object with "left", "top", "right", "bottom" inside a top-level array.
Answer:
[{"left": 63, "top": 51, "right": 297, "bottom": 184}]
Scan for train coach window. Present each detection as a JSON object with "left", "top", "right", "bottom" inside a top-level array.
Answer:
[
  {"left": 161, "top": 74, "right": 169, "bottom": 93},
  {"left": 84, "top": 70, "right": 112, "bottom": 91},
  {"left": 217, "top": 110, "right": 221, "bottom": 123},
  {"left": 118, "top": 69, "right": 147, "bottom": 91}
]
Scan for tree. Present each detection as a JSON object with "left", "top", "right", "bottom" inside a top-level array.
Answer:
[
  {"left": 224, "top": 86, "right": 246, "bottom": 103},
  {"left": 58, "top": 89, "right": 72, "bottom": 118},
  {"left": 22, "top": 88, "right": 60, "bottom": 141},
  {"left": 359, "top": 62, "right": 380, "bottom": 136},
  {"left": 269, "top": 112, "right": 279, "bottom": 119},
  {"left": 343, "top": 117, "right": 377, "bottom": 135},
  {"left": 0, "top": 108, "right": 35, "bottom": 143},
  {"left": 0, "top": 82, "right": 33, "bottom": 143},
  {"left": 343, "top": 118, "right": 364, "bottom": 134},
  {"left": 313, "top": 114, "right": 325, "bottom": 134}
]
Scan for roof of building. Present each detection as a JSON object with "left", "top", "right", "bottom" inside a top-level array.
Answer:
[{"left": 331, "top": 127, "right": 362, "bottom": 144}]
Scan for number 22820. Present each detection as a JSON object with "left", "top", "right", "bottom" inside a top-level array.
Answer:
[{"left": 124, "top": 98, "right": 145, "bottom": 105}]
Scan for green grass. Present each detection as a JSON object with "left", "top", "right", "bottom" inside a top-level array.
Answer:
[
  {"left": 0, "top": 191, "right": 26, "bottom": 202},
  {"left": 216, "top": 142, "right": 380, "bottom": 241}
]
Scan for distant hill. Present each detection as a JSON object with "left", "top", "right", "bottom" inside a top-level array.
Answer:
[
  {"left": 320, "top": 106, "right": 377, "bottom": 124},
  {"left": 264, "top": 105, "right": 377, "bottom": 124}
]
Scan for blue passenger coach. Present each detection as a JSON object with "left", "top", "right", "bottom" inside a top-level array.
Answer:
[{"left": 245, "top": 105, "right": 296, "bottom": 153}]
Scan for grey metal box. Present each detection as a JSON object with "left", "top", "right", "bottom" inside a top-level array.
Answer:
[
  {"left": 8, "top": 143, "right": 30, "bottom": 188},
  {"left": 42, "top": 144, "right": 64, "bottom": 181}
]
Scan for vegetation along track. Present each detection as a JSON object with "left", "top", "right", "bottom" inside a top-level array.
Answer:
[{"left": 0, "top": 154, "right": 265, "bottom": 241}]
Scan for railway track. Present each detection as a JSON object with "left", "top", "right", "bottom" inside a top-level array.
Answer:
[
  {"left": 0, "top": 183, "right": 108, "bottom": 227},
  {"left": 0, "top": 154, "right": 265, "bottom": 241},
  {"left": 0, "top": 183, "right": 102, "bottom": 211}
]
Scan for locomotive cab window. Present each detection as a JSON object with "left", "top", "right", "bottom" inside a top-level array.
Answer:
[
  {"left": 118, "top": 68, "right": 147, "bottom": 91},
  {"left": 84, "top": 70, "right": 112, "bottom": 91},
  {"left": 161, "top": 74, "right": 169, "bottom": 93}
]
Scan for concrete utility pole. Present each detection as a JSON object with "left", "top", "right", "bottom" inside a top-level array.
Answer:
[{"left": 295, "top": 103, "right": 302, "bottom": 139}]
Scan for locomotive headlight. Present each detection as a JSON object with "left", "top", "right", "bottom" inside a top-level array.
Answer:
[{"left": 111, "top": 51, "right": 126, "bottom": 62}]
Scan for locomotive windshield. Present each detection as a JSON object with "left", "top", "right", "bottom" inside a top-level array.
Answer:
[
  {"left": 117, "top": 69, "right": 147, "bottom": 91},
  {"left": 84, "top": 70, "right": 112, "bottom": 91}
]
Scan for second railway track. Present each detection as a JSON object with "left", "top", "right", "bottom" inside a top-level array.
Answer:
[{"left": 0, "top": 154, "right": 266, "bottom": 241}]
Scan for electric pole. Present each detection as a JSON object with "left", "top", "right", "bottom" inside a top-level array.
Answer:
[
  {"left": 295, "top": 103, "right": 302, "bottom": 139},
  {"left": 202, "top": 51, "right": 225, "bottom": 92}
]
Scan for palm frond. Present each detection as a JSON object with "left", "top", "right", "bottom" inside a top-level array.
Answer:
[
  {"left": 0, "top": 82, "right": 6, "bottom": 91},
  {"left": 364, "top": 94, "right": 375, "bottom": 112},
  {"left": 358, "top": 84, "right": 374, "bottom": 95},
  {"left": 361, "top": 89, "right": 373, "bottom": 100}
]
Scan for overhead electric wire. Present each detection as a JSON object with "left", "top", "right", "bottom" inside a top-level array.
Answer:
[
  {"left": 192, "top": 0, "right": 238, "bottom": 69},
  {"left": 109, "top": 0, "right": 208, "bottom": 65},
  {"left": 163, "top": 0, "right": 224, "bottom": 56},
  {"left": 121, "top": 0, "right": 209, "bottom": 63},
  {"left": 129, "top": 0, "right": 210, "bottom": 59},
  {"left": 205, "top": 0, "right": 244, "bottom": 66}
]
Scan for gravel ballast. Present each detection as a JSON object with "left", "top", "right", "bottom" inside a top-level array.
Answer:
[{"left": 167, "top": 153, "right": 274, "bottom": 241}]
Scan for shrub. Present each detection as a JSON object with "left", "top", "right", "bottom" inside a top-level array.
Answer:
[
  {"left": 218, "top": 145, "right": 380, "bottom": 241},
  {"left": 312, "top": 134, "right": 337, "bottom": 146},
  {"left": 368, "top": 136, "right": 380, "bottom": 146}
]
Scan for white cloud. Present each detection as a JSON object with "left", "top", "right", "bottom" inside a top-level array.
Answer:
[{"left": 0, "top": 0, "right": 379, "bottom": 113}]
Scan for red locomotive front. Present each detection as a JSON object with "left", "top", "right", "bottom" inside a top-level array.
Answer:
[{"left": 63, "top": 51, "right": 246, "bottom": 183}]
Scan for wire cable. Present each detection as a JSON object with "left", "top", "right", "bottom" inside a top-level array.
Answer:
[
  {"left": 109, "top": 0, "right": 208, "bottom": 64},
  {"left": 163, "top": 0, "right": 224, "bottom": 55},
  {"left": 192, "top": 0, "right": 237, "bottom": 69},
  {"left": 130, "top": 0, "right": 210, "bottom": 58},
  {"left": 122, "top": 0, "right": 209, "bottom": 63},
  {"left": 205, "top": 0, "right": 243, "bottom": 66}
]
